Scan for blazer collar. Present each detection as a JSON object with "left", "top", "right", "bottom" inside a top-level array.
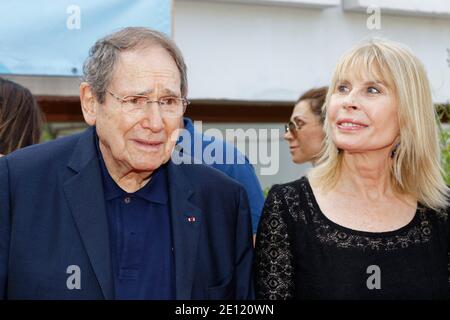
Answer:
[
  {"left": 166, "top": 160, "right": 202, "bottom": 300},
  {"left": 63, "top": 126, "right": 114, "bottom": 299}
]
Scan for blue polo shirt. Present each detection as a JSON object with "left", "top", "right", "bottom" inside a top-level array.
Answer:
[
  {"left": 96, "top": 137, "right": 175, "bottom": 300},
  {"left": 180, "top": 118, "right": 264, "bottom": 234}
]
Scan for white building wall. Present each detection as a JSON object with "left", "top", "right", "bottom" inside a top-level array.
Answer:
[{"left": 174, "top": 0, "right": 450, "bottom": 102}]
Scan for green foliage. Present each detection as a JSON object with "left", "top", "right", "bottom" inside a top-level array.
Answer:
[
  {"left": 437, "top": 104, "right": 450, "bottom": 185},
  {"left": 40, "top": 123, "right": 56, "bottom": 142},
  {"left": 441, "top": 128, "right": 450, "bottom": 185},
  {"left": 263, "top": 186, "right": 270, "bottom": 198}
]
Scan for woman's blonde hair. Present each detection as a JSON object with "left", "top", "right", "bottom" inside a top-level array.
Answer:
[{"left": 309, "top": 38, "right": 448, "bottom": 210}]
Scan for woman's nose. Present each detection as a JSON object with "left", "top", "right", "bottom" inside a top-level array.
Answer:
[
  {"left": 342, "top": 93, "right": 359, "bottom": 110},
  {"left": 284, "top": 130, "right": 293, "bottom": 141}
]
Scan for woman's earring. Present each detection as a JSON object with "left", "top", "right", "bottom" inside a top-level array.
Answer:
[{"left": 391, "top": 142, "right": 400, "bottom": 158}]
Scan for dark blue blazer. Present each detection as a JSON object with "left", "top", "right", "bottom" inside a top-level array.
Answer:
[{"left": 0, "top": 127, "right": 254, "bottom": 299}]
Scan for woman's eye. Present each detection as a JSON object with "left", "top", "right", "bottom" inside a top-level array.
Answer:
[
  {"left": 368, "top": 86, "right": 381, "bottom": 94},
  {"left": 337, "top": 85, "right": 349, "bottom": 93}
]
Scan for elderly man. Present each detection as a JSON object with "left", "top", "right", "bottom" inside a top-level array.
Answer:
[{"left": 0, "top": 27, "right": 254, "bottom": 299}]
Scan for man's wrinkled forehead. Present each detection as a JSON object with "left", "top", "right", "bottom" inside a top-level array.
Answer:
[
  {"left": 115, "top": 47, "right": 178, "bottom": 76},
  {"left": 111, "top": 47, "right": 181, "bottom": 94}
]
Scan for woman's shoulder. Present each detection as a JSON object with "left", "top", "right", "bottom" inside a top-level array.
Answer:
[
  {"left": 268, "top": 176, "right": 310, "bottom": 197},
  {"left": 265, "top": 176, "right": 314, "bottom": 223},
  {"left": 422, "top": 191, "right": 449, "bottom": 222},
  {"left": 422, "top": 202, "right": 449, "bottom": 226}
]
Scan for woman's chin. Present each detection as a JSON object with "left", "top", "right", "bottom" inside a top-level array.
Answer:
[{"left": 292, "top": 156, "right": 307, "bottom": 165}]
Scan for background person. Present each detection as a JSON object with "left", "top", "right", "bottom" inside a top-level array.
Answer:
[
  {"left": 0, "top": 77, "right": 43, "bottom": 156},
  {"left": 284, "top": 87, "right": 327, "bottom": 165}
]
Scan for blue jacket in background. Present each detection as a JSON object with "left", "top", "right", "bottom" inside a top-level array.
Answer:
[{"left": 180, "top": 118, "right": 265, "bottom": 234}]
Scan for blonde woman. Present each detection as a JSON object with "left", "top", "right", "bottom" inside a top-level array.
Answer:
[{"left": 254, "top": 39, "right": 449, "bottom": 299}]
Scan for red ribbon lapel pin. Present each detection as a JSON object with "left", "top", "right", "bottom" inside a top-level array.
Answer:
[{"left": 187, "top": 216, "right": 196, "bottom": 223}]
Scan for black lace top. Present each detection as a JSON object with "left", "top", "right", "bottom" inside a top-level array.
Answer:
[{"left": 254, "top": 177, "right": 450, "bottom": 300}]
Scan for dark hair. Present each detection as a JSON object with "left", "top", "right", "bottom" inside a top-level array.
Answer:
[
  {"left": 83, "top": 27, "right": 188, "bottom": 104},
  {"left": 0, "top": 78, "right": 44, "bottom": 155},
  {"left": 296, "top": 86, "right": 328, "bottom": 124}
]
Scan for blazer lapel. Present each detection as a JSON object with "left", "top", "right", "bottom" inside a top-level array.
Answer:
[
  {"left": 167, "top": 161, "right": 202, "bottom": 300},
  {"left": 62, "top": 127, "right": 114, "bottom": 300}
]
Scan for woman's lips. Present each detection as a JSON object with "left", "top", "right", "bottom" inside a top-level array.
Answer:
[{"left": 336, "top": 119, "right": 369, "bottom": 131}]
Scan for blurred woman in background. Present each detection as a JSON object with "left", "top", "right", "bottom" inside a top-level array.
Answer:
[
  {"left": 0, "top": 77, "right": 43, "bottom": 156},
  {"left": 284, "top": 87, "right": 327, "bottom": 165}
]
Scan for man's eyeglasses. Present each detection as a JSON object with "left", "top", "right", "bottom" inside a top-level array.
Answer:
[
  {"left": 107, "top": 89, "right": 190, "bottom": 117},
  {"left": 284, "top": 119, "right": 305, "bottom": 136}
]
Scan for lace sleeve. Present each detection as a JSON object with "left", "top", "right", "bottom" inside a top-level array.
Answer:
[{"left": 254, "top": 185, "right": 295, "bottom": 300}]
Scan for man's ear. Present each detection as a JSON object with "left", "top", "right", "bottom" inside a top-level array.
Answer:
[{"left": 80, "top": 82, "right": 98, "bottom": 126}]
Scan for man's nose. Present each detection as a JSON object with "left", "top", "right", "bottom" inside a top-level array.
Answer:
[{"left": 141, "top": 102, "right": 164, "bottom": 132}]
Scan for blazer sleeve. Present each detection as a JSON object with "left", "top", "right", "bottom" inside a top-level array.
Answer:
[
  {"left": 0, "top": 157, "right": 11, "bottom": 299},
  {"left": 234, "top": 185, "right": 255, "bottom": 300},
  {"left": 253, "top": 185, "right": 295, "bottom": 300}
]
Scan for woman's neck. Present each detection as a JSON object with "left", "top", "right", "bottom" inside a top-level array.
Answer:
[{"left": 337, "top": 149, "right": 395, "bottom": 202}]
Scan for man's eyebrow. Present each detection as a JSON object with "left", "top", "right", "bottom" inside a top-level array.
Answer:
[
  {"left": 159, "top": 89, "right": 179, "bottom": 96},
  {"left": 133, "top": 89, "right": 179, "bottom": 96},
  {"left": 134, "top": 89, "right": 153, "bottom": 96}
]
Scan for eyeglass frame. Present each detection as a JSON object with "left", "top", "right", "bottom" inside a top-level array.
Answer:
[
  {"left": 106, "top": 89, "right": 190, "bottom": 116},
  {"left": 284, "top": 117, "right": 306, "bottom": 136}
]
